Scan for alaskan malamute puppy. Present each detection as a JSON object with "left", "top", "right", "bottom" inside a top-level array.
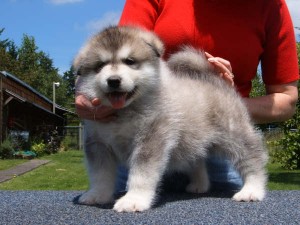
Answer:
[{"left": 74, "top": 26, "right": 268, "bottom": 212}]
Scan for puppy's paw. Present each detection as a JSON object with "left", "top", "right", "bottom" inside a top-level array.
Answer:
[
  {"left": 78, "top": 190, "right": 113, "bottom": 205},
  {"left": 113, "top": 191, "right": 153, "bottom": 212},
  {"left": 233, "top": 185, "right": 265, "bottom": 202},
  {"left": 186, "top": 180, "right": 210, "bottom": 194}
]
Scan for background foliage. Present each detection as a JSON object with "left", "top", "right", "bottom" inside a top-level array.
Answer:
[
  {"left": 0, "top": 28, "right": 75, "bottom": 109},
  {"left": 270, "top": 43, "right": 300, "bottom": 170}
]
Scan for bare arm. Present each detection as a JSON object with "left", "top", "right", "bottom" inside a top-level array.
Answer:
[
  {"left": 205, "top": 53, "right": 298, "bottom": 124},
  {"left": 244, "top": 81, "right": 298, "bottom": 124}
]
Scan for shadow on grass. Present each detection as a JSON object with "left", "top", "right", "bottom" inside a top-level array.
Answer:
[{"left": 269, "top": 172, "right": 300, "bottom": 186}]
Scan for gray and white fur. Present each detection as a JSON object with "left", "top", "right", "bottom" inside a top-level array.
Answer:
[{"left": 74, "top": 26, "right": 268, "bottom": 212}]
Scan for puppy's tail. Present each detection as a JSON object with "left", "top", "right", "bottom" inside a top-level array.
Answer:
[{"left": 167, "top": 46, "right": 215, "bottom": 80}]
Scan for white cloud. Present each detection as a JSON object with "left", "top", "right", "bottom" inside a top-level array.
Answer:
[
  {"left": 48, "top": 0, "right": 84, "bottom": 5},
  {"left": 85, "top": 11, "right": 121, "bottom": 33},
  {"left": 74, "top": 11, "right": 121, "bottom": 35},
  {"left": 286, "top": 0, "right": 300, "bottom": 37}
]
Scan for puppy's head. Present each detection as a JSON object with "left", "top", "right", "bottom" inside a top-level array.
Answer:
[{"left": 74, "top": 26, "right": 164, "bottom": 109}]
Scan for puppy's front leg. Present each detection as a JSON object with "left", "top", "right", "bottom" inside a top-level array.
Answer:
[
  {"left": 79, "top": 140, "right": 117, "bottom": 205},
  {"left": 113, "top": 122, "right": 174, "bottom": 212}
]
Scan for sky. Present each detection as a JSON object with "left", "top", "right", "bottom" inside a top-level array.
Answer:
[{"left": 0, "top": 0, "right": 299, "bottom": 75}]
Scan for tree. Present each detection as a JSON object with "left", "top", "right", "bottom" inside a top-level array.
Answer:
[
  {"left": 17, "top": 34, "right": 39, "bottom": 83},
  {"left": 63, "top": 66, "right": 76, "bottom": 98},
  {"left": 7, "top": 41, "right": 18, "bottom": 60},
  {"left": 0, "top": 28, "right": 9, "bottom": 49},
  {"left": 250, "top": 73, "right": 265, "bottom": 98},
  {"left": 0, "top": 29, "right": 21, "bottom": 76}
]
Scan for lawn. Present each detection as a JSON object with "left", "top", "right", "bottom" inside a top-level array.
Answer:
[
  {"left": 0, "top": 150, "right": 88, "bottom": 190},
  {"left": 0, "top": 150, "right": 299, "bottom": 190},
  {"left": 0, "top": 159, "right": 28, "bottom": 171},
  {"left": 267, "top": 163, "right": 300, "bottom": 190}
]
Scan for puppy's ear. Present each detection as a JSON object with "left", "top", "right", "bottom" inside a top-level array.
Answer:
[
  {"left": 73, "top": 44, "right": 90, "bottom": 75},
  {"left": 73, "top": 55, "right": 82, "bottom": 75},
  {"left": 139, "top": 30, "right": 165, "bottom": 57}
]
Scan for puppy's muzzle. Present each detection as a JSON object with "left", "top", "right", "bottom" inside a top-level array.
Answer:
[{"left": 107, "top": 75, "right": 122, "bottom": 89}]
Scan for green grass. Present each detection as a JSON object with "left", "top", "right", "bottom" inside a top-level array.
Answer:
[
  {"left": 267, "top": 163, "right": 300, "bottom": 190},
  {"left": 0, "top": 150, "right": 88, "bottom": 190},
  {"left": 0, "top": 159, "right": 29, "bottom": 170},
  {"left": 0, "top": 150, "right": 299, "bottom": 190}
]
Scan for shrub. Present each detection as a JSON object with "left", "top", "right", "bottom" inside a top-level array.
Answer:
[
  {"left": 271, "top": 130, "right": 300, "bottom": 170},
  {"left": 45, "top": 130, "right": 61, "bottom": 154},
  {"left": 60, "top": 135, "right": 78, "bottom": 151},
  {"left": 0, "top": 139, "right": 15, "bottom": 159},
  {"left": 271, "top": 82, "right": 300, "bottom": 170},
  {"left": 31, "top": 142, "right": 46, "bottom": 156}
]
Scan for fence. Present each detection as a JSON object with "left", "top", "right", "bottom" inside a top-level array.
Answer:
[{"left": 63, "top": 124, "right": 84, "bottom": 151}]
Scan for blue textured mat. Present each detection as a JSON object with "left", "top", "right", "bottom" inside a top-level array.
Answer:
[{"left": 1, "top": 191, "right": 299, "bottom": 224}]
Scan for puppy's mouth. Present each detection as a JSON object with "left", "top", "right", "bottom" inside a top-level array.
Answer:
[{"left": 106, "top": 88, "right": 137, "bottom": 109}]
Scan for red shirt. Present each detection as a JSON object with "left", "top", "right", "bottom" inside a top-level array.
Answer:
[{"left": 119, "top": 0, "right": 299, "bottom": 97}]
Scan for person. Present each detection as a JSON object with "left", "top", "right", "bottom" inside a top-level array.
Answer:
[{"left": 75, "top": 0, "right": 299, "bottom": 193}]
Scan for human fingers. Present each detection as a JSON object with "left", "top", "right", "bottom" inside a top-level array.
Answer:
[
  {"left": 91, "top": 98, "right": 101, "bottom": 106},
  {"left": 75, "top": 94, "right": 94, "bottom": 110},
  {"left": 93, "top": 105, "right": 117, "bottom": 122},
  {"left": 75, "top": 95, "right": 95, "bottom": 120},
  {"left": 204, "top": 52, "right": 214, "bottom": 59},
  {"left": 208, "top": 58, "right": 232, "bottom": 75},
  {"left": 205, "top": 52, "right": 232, "bottom": 72},
  {"left": 75, "top": 95, "right": 117, "bottom": 121},
  {"left": 205, "top": 52, "right": 234, "bottom": 86},
  {"left": 210, "top": 57, "right": 232, "bottom": 72},
  {"left": 210, "top": 60, "right": 234, "bottom": 86}
]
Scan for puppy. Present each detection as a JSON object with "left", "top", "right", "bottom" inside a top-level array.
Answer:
[{"left": 74, "top": 26, "right": 268, "bottom": 212}]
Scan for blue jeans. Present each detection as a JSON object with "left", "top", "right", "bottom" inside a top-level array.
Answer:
[
  {"left": 115, "top": 156, "right": 243, "bottom": 194},
  {"left": 206, "top": 156, "right": 243, "bottom": 191}
]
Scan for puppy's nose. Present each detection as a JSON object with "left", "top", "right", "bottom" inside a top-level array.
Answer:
[{"left": 107, "top": 76, "right": 122, "bottom": 89}]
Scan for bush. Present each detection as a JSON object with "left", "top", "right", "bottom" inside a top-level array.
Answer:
[
  {"left": 45, "top": 130, "right": 61, "bottom": 154},
  {"left": 31, "top": 142, "right": 46, "bottom": 156},
  {"left": 60, "top": 135, "right": 78, "bottom": 151},
  {"left": 0, "top": 139, "right": 15, "bottom": 159},
  {"left": 271, "top": 130, "right": 300, "bottom": 170},
  {"left": 271, "top": 82, "right": 300, "bottom": 170}
]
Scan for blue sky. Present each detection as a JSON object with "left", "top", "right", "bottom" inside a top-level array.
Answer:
[
  {"left": 0, "top": 0, "right": 125, "bottom": 74},
  {"left": 0, "top": 0, "right": 299, "bottom": 75}
]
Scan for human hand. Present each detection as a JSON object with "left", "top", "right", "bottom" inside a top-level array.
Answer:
[
  {"left": 75, "top": 94, "right": 116, "bottom": 122},
  {"left": 205, "top": 52, "right": 234, "bottom": 87}
]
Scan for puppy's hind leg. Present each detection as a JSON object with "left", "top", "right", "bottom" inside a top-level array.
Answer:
[
  {"left": 232, "top": 134, "right": 268, "bottom": 202},
  {"left": 79, "top": 141, "right": 117, "bottom": 205},
  {"left": 186, "top": 158, "right": 210, "bottom": 194}
]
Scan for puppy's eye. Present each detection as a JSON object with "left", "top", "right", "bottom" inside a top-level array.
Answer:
[
  {"left": 93, "top": 62, "right": 107, "bottom": 73},
  {"left": 123, "top": 58, "right": 136, "bottom": 66}
]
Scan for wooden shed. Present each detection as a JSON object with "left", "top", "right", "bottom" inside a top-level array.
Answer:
[{"left": 0, "top": 71, "right": 73, "bottom": 143}]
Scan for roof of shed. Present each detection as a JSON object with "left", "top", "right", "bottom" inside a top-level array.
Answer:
[{"left": 0, "top": 71, "right": 74, "bottom": 115}]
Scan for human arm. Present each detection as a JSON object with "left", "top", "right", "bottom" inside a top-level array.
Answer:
[
  {"left": 204, "top": 54, "right": 298, "bottom": 124},
  {"left": 248, "top": 0, "right": 299, "bottom": 124},
  {"left": 244, "top": 81, "right": 298, "bottom": 124}
]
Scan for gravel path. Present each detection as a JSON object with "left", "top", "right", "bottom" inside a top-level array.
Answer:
[{"left": 0, "top": 190, "right": 299, "bottom": 224}]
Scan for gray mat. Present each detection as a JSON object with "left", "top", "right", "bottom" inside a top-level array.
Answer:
[{"left": 0, "top": 191, "right": 299, "bottom": 224}]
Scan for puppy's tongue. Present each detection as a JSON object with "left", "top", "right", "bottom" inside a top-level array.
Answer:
[{"left": 108, "top": 92, "right": 127, "bottom": 109}]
